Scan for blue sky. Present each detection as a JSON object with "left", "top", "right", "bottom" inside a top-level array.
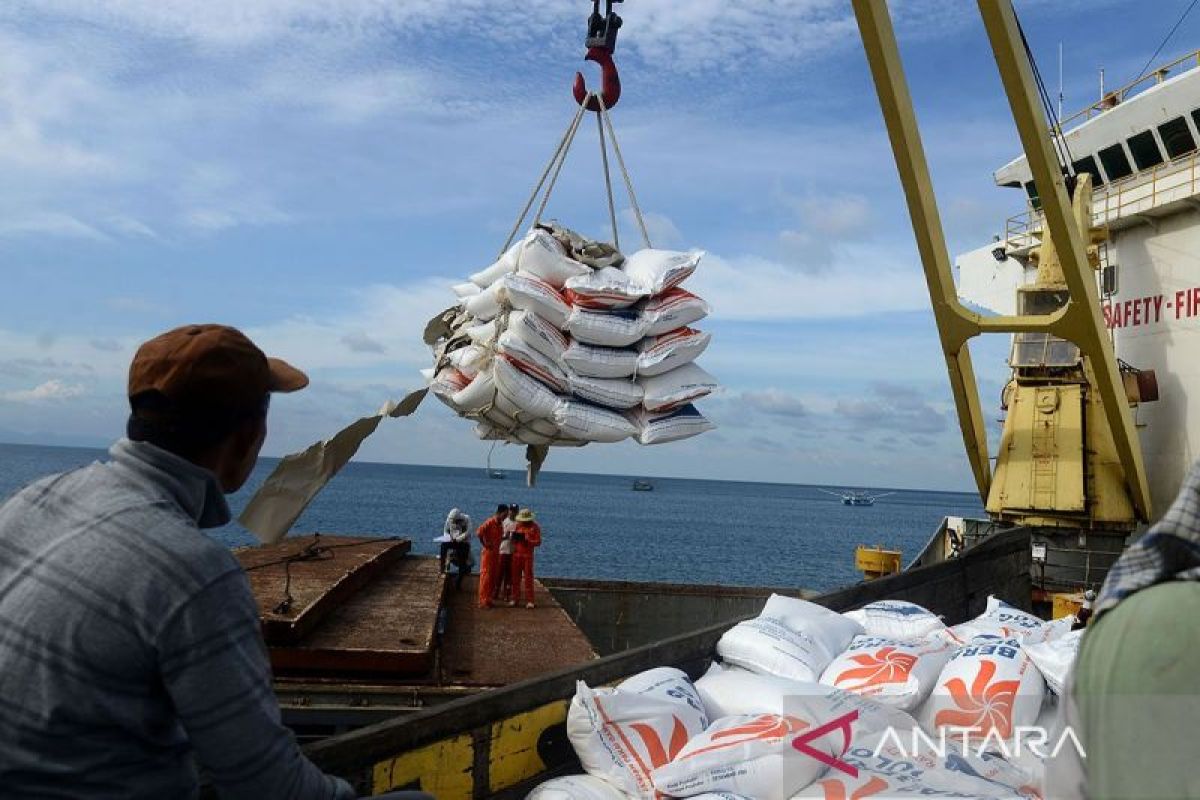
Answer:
[{"left": 1, "top": 0, "right": 1195, "bottom": 490}]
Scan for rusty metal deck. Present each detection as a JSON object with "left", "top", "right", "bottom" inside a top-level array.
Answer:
[
  {"left": 237, "top": 535, "right": 412, "bottom": 645},
  {"left": 268, "top": 556, "right": 446, "bottom": 676},
  {"left": 438, "top": 576, "right": 597, "bottom": 686}
]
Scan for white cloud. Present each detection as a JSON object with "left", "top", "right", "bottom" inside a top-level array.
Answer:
[
  {"left": 692, "top": 251, "right": 928, "bottom": 321},
  {"left": 0, "top": 212, "right": 109, "bottom": 240},
  {"left": 3, "top": 379, "right": 85, "bottom": 403}
]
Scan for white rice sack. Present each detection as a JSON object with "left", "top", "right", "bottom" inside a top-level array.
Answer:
[
  {"left": 819, "top": 634, "right": 955, "bottom": 712},
  {"left": 564, "top": 266, "right": 648, "bottom": 310},
  {"left": 637, "top": 328, "right": 711, "bottom": 377},
  {"left": 428, "top": 366, "right": 471, "bottom": 399},
  {"left": 504, "top": 273, "right": 572, "bottom": 329},
  {"left": 650, "top": 713, "right": 844, "bottom": 800},
  {"left": 520, "top": 229, "right": 593, "bottom": 288},
  {"left": 920, "top": 635, "right": 1046, "bottom": 743},
  {"left": 466, "top": 318, "right": 498, "bottom": 346},
  {"left": 566, "top": 308, "right": 648, "bottom": 348},
  {"left": 562, "top": 342, "right": 639, "bottom": 379},
  {"left": 469, "top": 242, "right": 521, "bottom": 288},
  {"left": 642, "top": 288, "right": 711, "bottom": 337},
  {"left": 450, "top": 370, "right": 497, "bottom": 414},
  {"left": 694, "top": 662, "right": 918, "bottom": 740},
  {"left": 622, "top": 248, "right": 704, "bottom": 296},
  {"left": 473, "top": 421, "right": 505, "bottom": 441},
  {"left": 497, "top": 331, "right": 570, "bottom": 393},
  {"left": 843, "top": 600, "right": 946, "bottom": 641},
  {"left": 493, "top": 356, "right": 560, "bottom": 419},
  {"left": 445, "top": 344, "right": 488, "bottom": 379},
  {"left": 630, "top": 404, "right": 715, "bottom": 445},
  {"left": 1023, "top": 629, "right": 1083, "bottom": 695},
  {"left": 795, "top": 733, "right": 1035, "bottom": 800},
  {"left": 717, "top": 595, "right": 863, "bottom": 684},
  {"left": 638, "top": 363, "right": 719, "bottom": 413},
  {"left": 461, "top": 279, "right": 504, "bottom": 322},
  {"left": 948, "top": 596, "right": 1045, "bottom": 643},
  {"left": 452, "top": 281, "right": 481, "bottom": 298},
  {"left": 1020, "top": 614, "right": 1074, "bottom": 646},
  {"left": 528, "top": 775, "right": 629, "bottom": 800},
  {"left": 567, "top": 668, "right": 708, "bottom": 799},
  {"left": 554, "top": 400, "right": 637, "bottom": 443},
  {"left": 510, "top": 309, "right": 570, "bottom": 363},
  {"left": 569, "top": 373, "right": 644, "bottom": 410}
]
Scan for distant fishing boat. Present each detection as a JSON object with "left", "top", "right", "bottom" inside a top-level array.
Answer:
[
  {"left": 819, "top": 489, "right": 894, "bottom": 506},
  {"left": 632, "top": 479, "right": 654, "bottom": 492}
]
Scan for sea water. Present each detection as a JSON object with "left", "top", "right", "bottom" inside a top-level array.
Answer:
[{"left": 0, "top": 442, "right": 984, "bottom": 591}]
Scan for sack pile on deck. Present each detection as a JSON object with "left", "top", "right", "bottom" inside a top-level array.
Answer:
[
  {"left": 423, "top": 222, "right": 718, "bottom": 447},
  {"left": 531, "top": 595, "right": 1083, "bottom": 800}
]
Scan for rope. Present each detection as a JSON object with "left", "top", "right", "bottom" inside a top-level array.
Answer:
[
  {"left": 534, "top": 105, "right": 588, "bottom": 225},
  {"left": 500, "top": 101, "right": 590, "bottom": 256},
  {"left": 596, "top": 107, "right": 620, "bottom": 250},
  {"left": 595, "top": 93, "right": 652, "bottom": 249},
  {"left": 1128, "top": 0, "right": 1200, "bottom": 89},
  {"left": 241, "top": 533, "right": 403, "bottom": 613}
]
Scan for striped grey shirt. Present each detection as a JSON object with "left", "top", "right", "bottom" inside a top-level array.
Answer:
[{"left": 0, "top": 438, "right": 354, "bottom": 800}]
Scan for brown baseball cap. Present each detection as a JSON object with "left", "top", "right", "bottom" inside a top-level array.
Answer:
[{"left": 129, "top": 324, "right": 308, "bottom": 413}]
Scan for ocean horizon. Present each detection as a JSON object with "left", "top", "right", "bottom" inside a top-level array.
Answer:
[{"left": 0, "top": 440, "right": 985, "bottom": 591}]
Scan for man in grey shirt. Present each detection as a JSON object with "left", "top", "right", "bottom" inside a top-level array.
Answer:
[{"left": 0, "top": 325, "right": 361, "bottom": 798}]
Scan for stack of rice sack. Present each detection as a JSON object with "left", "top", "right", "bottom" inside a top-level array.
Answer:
[
  {"left": 423, "top": 222, "right": 719, "bottom": 448},
  {"left": 531, "top": 594, "right": 1085, "bottom": 800}
]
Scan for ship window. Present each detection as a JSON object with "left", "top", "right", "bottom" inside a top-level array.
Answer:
[
  {"left": 1158, "top": 117, "right": 1196, "bottom": 158},
  {"left": 1011, "top": 290, "right": 1080, "bottom": 368},
  {"left": 1071, "top": 155, "right": 1104, "bottom": 187},
  {"left": 1098, "top": 143, "right": 1133, "bottom": 181},
  {"left": 1191, "top": 108, "right": 1200, "bottom": 138},
  {"left": 1127, "top": 130, "right": 1164, "bottom": 170},
  {"left": 1024, "top": 180, "right": 1041, "bottom": 210}
]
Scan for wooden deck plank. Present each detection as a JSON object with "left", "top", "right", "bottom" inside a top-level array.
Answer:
[
  {"left": 438, "top": 576, "right": 597, "bottom": 687},
  {"left": 269, "top": 557, "right": 446, "bottom": 676}
]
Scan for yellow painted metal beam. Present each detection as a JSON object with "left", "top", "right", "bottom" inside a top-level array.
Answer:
[
  {"left": 976, "top": 0, "right": 1151, "bottom": 521},
  {"left": 850, "top": 0, "right": 992, "bottom": 500},
  {"left": 851, "top": 0, "right": 1152, "bottom": 521}
]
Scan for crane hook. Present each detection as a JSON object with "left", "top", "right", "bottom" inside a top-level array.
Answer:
[{"left": 573, "top": 46, "right": 621, "bottom": 112}]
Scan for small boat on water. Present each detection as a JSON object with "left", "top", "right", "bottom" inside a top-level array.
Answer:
[
  {"left": 819, "top": 488, "right": 895, "bottom": 506},
  {"left": 632, "top": 479, "right": 654, "bottom": 491}
]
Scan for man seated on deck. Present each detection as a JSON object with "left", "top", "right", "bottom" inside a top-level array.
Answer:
[
  {"left": 439, "top": 506, "right": 472, "bottom": 583},
  {"left": 1049, "top": 462, "right": 1200, "bottom": 799},
  {"left": 0, "top": 324, "right": 426, "bottom": 800}
]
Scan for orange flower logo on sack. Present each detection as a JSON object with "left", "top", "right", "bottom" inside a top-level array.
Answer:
[
  {"left": 628, "top": 716, "right": 690, "bottom": 768},
  {"left": 814, "top": 776, "right": 890, "bottom": 800},
  {"left": 835, "top": 647, "right": 918, "bottom": 688},
  {"left": 676, "top": 714, "right": 810, "bottom": 762},
  {"left": 933, "top": 661, "right": 1021, "bottom": 738}
]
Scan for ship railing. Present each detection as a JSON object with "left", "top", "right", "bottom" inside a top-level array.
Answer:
[
  {"left": 1004, "top": 148, "right": 1200, "bottom": 251},
  {"left": 1058, "top": 48, "right": 1200, "bottom": 129}
]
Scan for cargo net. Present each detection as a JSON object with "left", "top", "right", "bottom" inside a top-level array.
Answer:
[{"left": 421, "top": 96, "right": 718, "bottom": 462}]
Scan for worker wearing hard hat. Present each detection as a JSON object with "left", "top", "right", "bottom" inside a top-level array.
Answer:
[
  {"left": 510, "top": 508, "right": 543, "bottom": 609},
  {"left": 476, "top": 504, "right": 507, "bottom": 609}
]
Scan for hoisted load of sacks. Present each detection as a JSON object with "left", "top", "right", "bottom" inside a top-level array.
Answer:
[
  {"left": 531, "top": 595, "right": 1083, "bottom": 800},
  {"left": 423, "top": 222, "right": 719, "bottom": 448}
]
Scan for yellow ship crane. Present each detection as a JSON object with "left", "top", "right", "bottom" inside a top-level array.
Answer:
[{"left": 850, "top": 1, "right": 1154, "bottom": 591}]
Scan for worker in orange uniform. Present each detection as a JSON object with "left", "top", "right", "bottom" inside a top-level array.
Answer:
[
  {"left": 476, "top": 504, "right": 507, "bottom": 609},
  {"left": 510, "top": 508, "right": 543, "bottom": 609}
]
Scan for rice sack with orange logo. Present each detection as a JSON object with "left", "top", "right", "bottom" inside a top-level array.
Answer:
[
  {"left": 650, "top": 712, "right": 851, "bottom": 800},
  {"left": 919, "top": 634, "right": 1046, "bottom": 744},
  {"left": 567, "top": 667, "right": 709, "bottom": 799},
  {"left": 818, "top": 634, "right": 955, "bottom": 712}
]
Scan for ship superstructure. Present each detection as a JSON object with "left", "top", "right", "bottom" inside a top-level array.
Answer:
[{"left": 959, "top": 53, "right": 1200, "bottom": 518}]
